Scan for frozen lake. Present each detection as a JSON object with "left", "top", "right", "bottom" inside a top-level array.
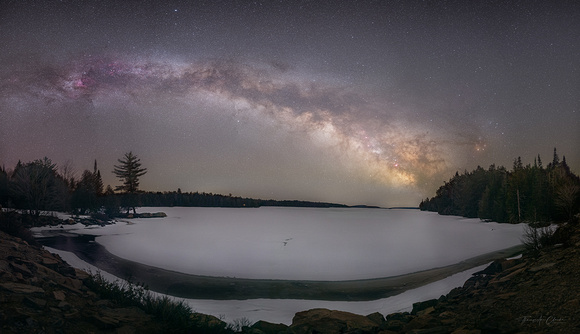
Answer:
[
  {"left": 40, "top": 207, "right": 525, "bottom": 281},
  {"left": 47, "top": 245, "right": 493, "bottom": 325}
]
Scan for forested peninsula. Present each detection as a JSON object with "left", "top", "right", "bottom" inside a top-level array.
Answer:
[
  {"left": 420, "top": 148, "right": 580, "bottom": 223},
  {"left": 0, "top": 152, "right": 347, "bottom": 222}
]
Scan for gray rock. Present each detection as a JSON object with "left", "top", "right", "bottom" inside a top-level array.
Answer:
[
  {"left": 291, "top": 308, "right": 379, "bottom": 334},
  {"left": 53, "top": 290, "right": 66, "bottom": 301},
  {"left": 0, "top": 282, "right": 44, "bottom": 294},
  {"left": 251, "top": 320, "right": 289, "bottom": 334},
  {"left": 411, "top": 299, "right": 438, "bottom": 315},
  {"left": 365, "top": 311, "right": 385, "bottom": 325},
  {"left": 9, "top": 262, "right": 32, "bottom": 276}
]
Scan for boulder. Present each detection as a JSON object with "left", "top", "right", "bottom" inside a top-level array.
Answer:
[
  {"left": 291, "top": 308, "right": 380, "bottom": 334},
  {"left": 366, "top": 311, "right": 386, "bottom": 326},
  {"left": 250, "top": 320, "right": 289, "bottom": 334},
  {"left": 53, "top": 290, "right": 66, "bottom": 301},
  {"left": 385, "top": 312, "right": 411, "bottom": 323},
  {"left": 41, "top": 255, "right": 60, "bottom": 267},
  {"left": 477, "top": 260, "right": 503, "bottom": 275},
  {"left": 74, "top": 268, "right": 91, "bottom": 280},
  {"left": 416, "top": 306, "right": 435, "bottom": 317},
  {"left": 411, "top": 299, "right": 438, "bottom": 315}
]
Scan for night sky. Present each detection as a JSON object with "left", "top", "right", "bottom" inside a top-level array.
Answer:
[{"left": 1, "top": 1, "right": 578, "bottom": 207}]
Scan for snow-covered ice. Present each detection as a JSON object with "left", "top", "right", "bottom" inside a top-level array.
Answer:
[
  {"left": 40, "top": 207, "right": 524, "bottom": 281},
  {"left": 46, "top": 246, "right": 489, "bottom": 325}
]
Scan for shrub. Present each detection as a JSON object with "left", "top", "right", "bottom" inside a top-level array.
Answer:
[
  {"left": 226, "top": 317, "right": 252, "bottom": 332},
  {"left": 521, "top": 223, "right": 556, "bottom": 254},
  {"left": 85, "top": 271, "right": 234, "bottom": 333}
]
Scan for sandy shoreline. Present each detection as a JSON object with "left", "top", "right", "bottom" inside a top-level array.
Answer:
[{"left": 37, "top": 233, "right": 524, "bottom": 301}]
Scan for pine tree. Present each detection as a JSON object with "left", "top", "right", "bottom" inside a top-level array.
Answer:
[
  {"left": 113, "top": 152, "right": 147, "bottom": 194},
  {"left": 113, "top": 152, "right": 147, "bottom": 214}
]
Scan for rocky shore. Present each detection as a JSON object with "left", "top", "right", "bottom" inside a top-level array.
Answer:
[
  {"left": 0, "top": 229, "right": 171, "bottom": 333},
  {"left": 1, "top": 213, "right": 579, "bottom": 333}
]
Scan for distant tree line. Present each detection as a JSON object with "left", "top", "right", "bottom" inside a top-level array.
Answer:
[
  {"left": 131, "top": 190, "right": 262, "bottom": 208},
  {"left": 133, "top": 191, "right": 347, "bottom": 209},
  {"left": 0, "top": 153, "right": 347, "bottom": 221},
  {"left": 420, "top": 148, "right": 580, "bottom": 223}
]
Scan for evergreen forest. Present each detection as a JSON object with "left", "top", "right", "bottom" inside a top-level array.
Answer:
[
  {"left": 420, "top": 149, "right": 580, "bottom": 223},
  {"left": 0, "top": 156, "right": 346, "bottom": 221}
]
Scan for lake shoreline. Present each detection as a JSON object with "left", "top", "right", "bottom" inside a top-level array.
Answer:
[{"left": 37, "top": 232, "right": 524, "bottom": 301}]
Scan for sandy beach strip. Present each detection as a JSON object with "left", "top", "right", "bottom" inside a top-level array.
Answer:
[{"left": 38, "top": 234, "right": 524, "bottom": 301}]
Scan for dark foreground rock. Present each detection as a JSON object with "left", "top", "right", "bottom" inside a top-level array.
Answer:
[
  {"left": 0, "top": 229, "right": 228, "bottom": 333},
  {"left": 289, "top": 308, "right": 382, "bottom": 334}
]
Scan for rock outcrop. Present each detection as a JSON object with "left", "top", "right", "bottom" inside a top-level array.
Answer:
[
  {"left": 0, "top": 229, "right": 227, "bottom": 333},
  {"left": 289, "top": 308, "right": 382, "bottom": 334},
  {"left": 0, "top": 230, "right": 146, "bottom": 333}
]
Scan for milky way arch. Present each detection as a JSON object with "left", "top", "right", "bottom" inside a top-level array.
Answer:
[{"left": 1, "top": 53, "right": 483, "bottom": 194}]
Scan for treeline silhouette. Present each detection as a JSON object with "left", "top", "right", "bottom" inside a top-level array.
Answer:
[
  {"left": 0, "top": 157, "right": 346, "bottom": 220},
  {"left": 130, "top": 190, "right": 347, "bottom": 209},
  {"left": 420, "top": 148, "right": 580, "bottom": 223}
]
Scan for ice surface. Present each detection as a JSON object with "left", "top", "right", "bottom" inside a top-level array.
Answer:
[
  {"left": 46, "top": 246, "right": 489, "bottom": 325},
  {"left": 44, "top": 246, "right": 121, "bottom": 283},
  {"left": 48, "top": 207, "right": 524, "bottom": 280}
]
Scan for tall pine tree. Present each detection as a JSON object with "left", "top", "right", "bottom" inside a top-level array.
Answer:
[{"left": 113, "top": 152, "right": 147, "bottom": 214}]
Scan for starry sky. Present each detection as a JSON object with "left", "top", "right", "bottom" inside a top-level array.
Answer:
[{"left": 1, "top": 0, "right": 578, "bottom": 207}]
